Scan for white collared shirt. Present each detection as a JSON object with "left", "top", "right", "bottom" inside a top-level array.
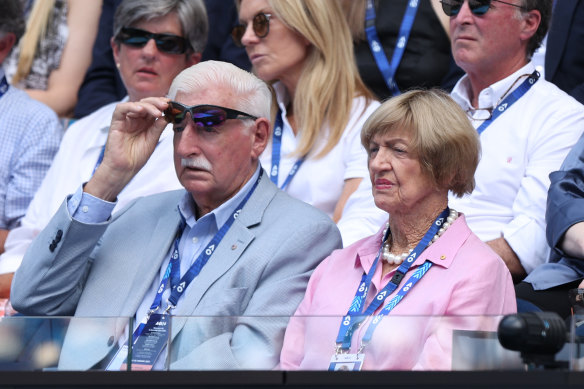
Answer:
[
  {"left": 260, "top": 82, "right": 385, "bottom": 246},
  {"left": 449, "top": 62, "right": 584, "bottom": 273}
]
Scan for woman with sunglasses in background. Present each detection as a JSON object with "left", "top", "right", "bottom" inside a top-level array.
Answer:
[
  {"left": 0, "top": 0, "right": 206, "bottom": 301},
  {"left": 234, "top": 0, "right": 384, "bottom": 247}
]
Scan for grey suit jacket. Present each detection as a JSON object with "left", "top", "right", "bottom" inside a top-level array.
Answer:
[{"left": 11, "top": 176, "right": 342, "bottom": 370}]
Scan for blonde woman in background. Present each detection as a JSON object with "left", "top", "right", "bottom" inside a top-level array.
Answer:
[
  {"left": 234, "top": 0, "right": 385, "bottom": 246},
  {"left": 4, "top": 0, "right": 101, "bottom": 118}
]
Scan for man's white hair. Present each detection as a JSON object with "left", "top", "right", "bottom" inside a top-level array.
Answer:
[{"left": 168, "top": 61, "right": 272, "bottom": 121}]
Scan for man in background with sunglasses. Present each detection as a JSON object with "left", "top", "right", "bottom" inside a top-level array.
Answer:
[
  {"left": 443, "top": 0, "right": 584, "bottom": 282},
  {"left": 0, "top": 0, "right": 206, "bottom": 301},
  {"left": 11, "top": 60, "right": 341, "bottom": 370}
]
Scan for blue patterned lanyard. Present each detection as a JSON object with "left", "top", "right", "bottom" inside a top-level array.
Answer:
[
  {"left": 133, "top": 170, "right": 263, "bottom": 341},
  {"left": 0, "top": 76, "right": 9, "bottom": 98},
  {"left": 335, "top": 208, "right": 449, "bottom": 351},
  {"left": 365, "top": 0, "right": 420, "bottom": 96},
  {"left": 92, "top": 145, "right": 107, "bottom": 176},
  {"left": 476, "top": 71, "right": 539, "bottom": 135},
  {"left": 269, "top": 109, "right": 305, "bottom": 190}
]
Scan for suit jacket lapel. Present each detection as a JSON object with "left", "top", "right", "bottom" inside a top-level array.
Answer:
[
  {"left": 169, "top": 175, "right": 278, "bottom": 341},
  {"left": 121, "top": 204, "right": 183, "bottom": 317}
]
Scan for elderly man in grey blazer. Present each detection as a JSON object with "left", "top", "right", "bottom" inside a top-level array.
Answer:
[{"left": 10, "top": 61, "right": 342, "bottom": 370}]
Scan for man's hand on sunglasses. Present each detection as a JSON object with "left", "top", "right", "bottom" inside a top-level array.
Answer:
[{"left": 84, "top": 97, "right": 170, "bottom": 202}]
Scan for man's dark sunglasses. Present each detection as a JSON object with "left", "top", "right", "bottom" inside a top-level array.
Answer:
[
  {"left": 231, "top": 12, "right": 271, "bottom": 47},
  {"left": 116, "top": 27, "right": 190, "bottom": 54},
  {"left": 440, "top": 0, "right": 527, "bottom": 16},
  {"left": 164, "top": 102, "right": 258, "bottom": 131}
]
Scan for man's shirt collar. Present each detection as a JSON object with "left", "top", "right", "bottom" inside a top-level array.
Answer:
[
  {"left": 177, "top": 164, "right": 261, "bottom": 230},
  {"left": 451, "top": 62, "right": 535, "bottom": 113}
]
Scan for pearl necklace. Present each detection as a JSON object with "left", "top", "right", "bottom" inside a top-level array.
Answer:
[{"left": 381, "top": 209, "right": 458, "bottom": 265}]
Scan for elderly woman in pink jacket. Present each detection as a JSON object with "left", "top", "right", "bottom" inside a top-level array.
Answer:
[{"left": 279, "top": 89, "right": 517, "bottom": 371}]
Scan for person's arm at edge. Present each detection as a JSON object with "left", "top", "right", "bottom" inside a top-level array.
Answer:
[
  {"left": 26, "top": 0, "right": 102, "bottom": 117},
  {"left": 487, "top": 237, "right": 526, "bottom": 283},
  {"left": 74, "top": 0, "right": 126, "bottom": 118},
  {"left": 0, "top": 229, "right": 7, "bottom": 255},
  {"left": 332, "top": 178, "right": 361, "bottom": 223}
]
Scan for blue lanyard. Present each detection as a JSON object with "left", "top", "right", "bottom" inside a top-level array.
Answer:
[
  {"left": 270, "top": 109, "right": 305, "bottom": 190},
  {"left": 131, "top": 226, "right": 182, "bottom": 342},
  {"left": 92, "top": 145, "right": 106, "bottom": 176},
  {"left": 335, "top": 208, "right": 449, "bottom": 351},
  {"left": 365, "top": 0, "right": 419, "bottom": 96},
  {"left": 476, "top": 71, "right": 539, "bottom": 135},
  {"left": 360, "top": 260, "right": 432, "bottom": 348},
  {"left": 0, "top": 76, "right": 9, "bottom": 98},
  {"left": 133, "top": 169, "right": 263, "bottom": 341}
]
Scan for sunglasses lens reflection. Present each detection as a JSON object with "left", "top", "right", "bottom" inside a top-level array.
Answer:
[
  {"left": 469, "top": 0, "right": 491, "bottom": 14},
  {"left": 440, "top": 0, "right": 461, "bottom": 15},
  {"left": 165, "top": 103, "right": 227, "bottom": 127},
  {"left": 156, "top": 37, "right": 184, "bottom": 53},
  {"left": 192, "top": 108, "right": 226, "bottom": 127},
  {"left": 231, "top": 13, "right": 270, "bottom": 47},
  {"left": 253, "top": 13, "right": 270, "bottom": 37},
  {"left": 119, "top": 28, "right": 186, "bottom": 54},
  {"left": 441, "top": 0, "right": 491, "bottom": 16},
  {"left": 164, "top": 104, "right": 185, "bottom": 123},
  {"left": 231, "top": 25, "right": 245, "bottom": 47},
  {"left": 124, "top": 36, "right": 147, "bottom": 46}
]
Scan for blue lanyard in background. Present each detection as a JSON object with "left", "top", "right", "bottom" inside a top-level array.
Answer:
[
  {"left": 270, "top": 109, "right": 305, "bottom": 190},
  {"left": 0, "top": 76, "right": 9, "bottom": 99},
  {"left": 92, "top": 145, "right": 106, "bottom": 176},
  {"left": 365, "top": 0, "right": 420, "bottom": 96}
]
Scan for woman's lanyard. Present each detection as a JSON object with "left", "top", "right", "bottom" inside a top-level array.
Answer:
[
  {"left": 132, "top": 169, "right": 263, "bottom": 341},
  {"left": 269, "top": 109, "right": 305, "bottom": 190},
  {"left": 476, "top": 71, "right": 539, "bottom": 135},
  {"left": 365, "top": 0, "right": 419, "bottom": 97},
  {"left": 0, "top": 76, "right": 9, "bottom": 99},
  {"left": 334, "top": 208, "right": 449, "bottom": 353}
]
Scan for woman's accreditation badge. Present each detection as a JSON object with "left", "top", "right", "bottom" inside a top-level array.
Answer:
[{"left": 328, "top": 353, "right": 365, "bottom": 371}]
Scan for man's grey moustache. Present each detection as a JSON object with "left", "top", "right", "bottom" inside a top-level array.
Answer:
[{"left": 181, "top": 158, "right": 212, "bottom": 171}]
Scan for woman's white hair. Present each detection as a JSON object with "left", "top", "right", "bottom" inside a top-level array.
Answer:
[{"left": 168, "top": 61, "right": 272, "bottom": 120}]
